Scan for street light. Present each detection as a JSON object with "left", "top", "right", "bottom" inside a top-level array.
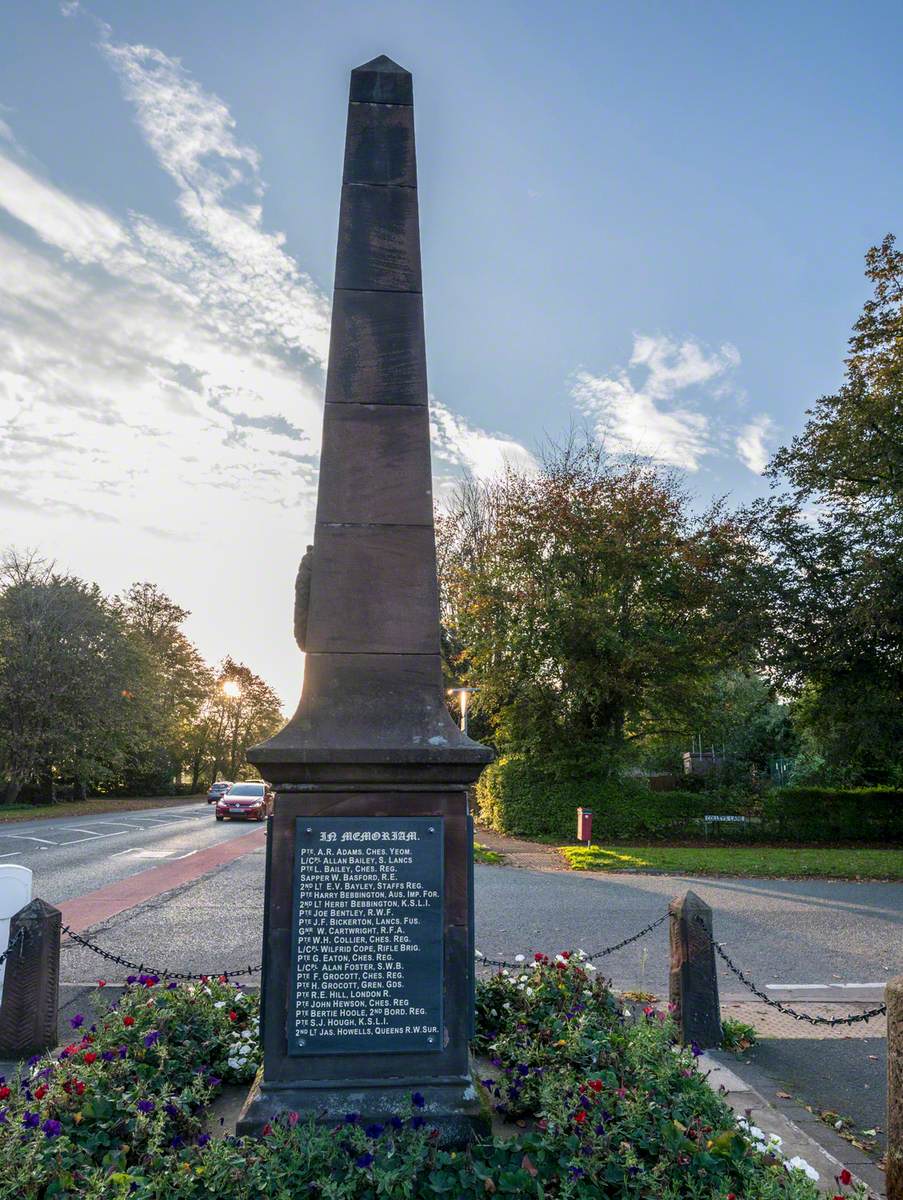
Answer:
[{"left": 447, "top": 686, "right": 477, "bottom": 735}]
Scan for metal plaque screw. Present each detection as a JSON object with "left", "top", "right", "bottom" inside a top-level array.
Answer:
[
  {"left": 305, "top": 827, "right": 313, "bottom": 834},
  {"left": 427, "top": 826, "right": 435, "bottom": 834},
  {"left": 427, "top": 1036, "right": 434, "bottom": 1044}
]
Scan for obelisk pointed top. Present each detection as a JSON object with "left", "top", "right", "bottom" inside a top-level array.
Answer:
[{"left": 350, "top": 55, "right": 413, "bottom": 105}]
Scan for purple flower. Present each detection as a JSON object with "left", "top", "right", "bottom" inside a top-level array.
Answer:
[
  {"left": 411, "top": 1092, "right": 426, "bottom": 1109},
  {"left": 118, "top": 1046, "right": 127, "bottom": 1060},
  {"left": 690, "top": 1041, "right": 703, "bottom": 1058},
  {"left": 207, "top": 1075, "right": 221, "bottom": 1088},
  {"left": 137, "top": 1100, "right": 155, "bottom": 1114},
  {"left": 594, "top": 1123, "right": 606, "bottom": 1135},
  {"left": 355, "top": 1152, "right": 374, "bottom": 1168},
  {"left": 0, "top": 1109, "right": 7, "bottom": 1124},
  {"left": 365, "top": 1123, "right": 384, "bottom": 1138},
  {"left": 42, "top": 1119, "right": 62, "bottom": 1138},
  {"left": 197, "top": 1133, "right": 211, "bottom": 1147},
  {"left": 164, "top": 1103, "right": 179, "bottom": 1118},
  {"left": 410, "top": 1115, "right": 426, "bottom": 1130},
  {"left": 143, "top": 1031, "right": 160, "bottom": 1048},
  {"left": 170, "top": 1134, "right": 184, "bottom": 1149},
  {"left": 167, "top": 982, "right": 178, "bottom": 990},
  {"left": 22, "top": 1110, "right": 40, "bottom": 1128},
  {"left": 389, "top": 1116, "right": 404, "bottom": 1130},
  {"left": 126, "top": 976, "right": 137, "bottom": 985},
  {"left": 27, "top": 1055, "right": 40, "bottom": 1067},
  {"left": 344, "top": 1112, "right": 359, "bottom": 1125},
  {"left": 69, "top": 1014, "right": 84, "bottom": 1030}
]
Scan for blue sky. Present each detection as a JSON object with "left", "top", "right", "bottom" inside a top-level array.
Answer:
[{"left": 1, "top": 1, "right": 900, "bottom": 705}]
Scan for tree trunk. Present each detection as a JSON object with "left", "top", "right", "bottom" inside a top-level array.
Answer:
[{"left": 3, "top": 778, "right": 22, "bottom": 805}]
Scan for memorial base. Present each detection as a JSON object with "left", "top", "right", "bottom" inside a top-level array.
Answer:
[{"left": 236, "top": 1063, "right": 490, "bottom": 1147}]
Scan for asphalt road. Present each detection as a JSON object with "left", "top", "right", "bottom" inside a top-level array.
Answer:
[
  {"left": 30, "top": 816, "right": 901, "bottom": 993},
  {"left": 0, "top": 799, "right": 260, "bottom": 905}
]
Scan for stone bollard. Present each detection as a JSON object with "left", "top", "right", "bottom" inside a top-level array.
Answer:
[
  {"left": 888, "top": 976, "right": 903, "bottom": 1200},
  {"left": 0, "top": 897, "right": 62, "bottom": 1059},
  {"left": 669, "top": 890, "right": 722, "bottom": 1049}
]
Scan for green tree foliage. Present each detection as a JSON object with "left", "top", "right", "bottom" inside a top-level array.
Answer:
[
  {"left": 437, "top": 438, "right": 770, "bottom": 766},
  {"left": 761, "top": 235, "right": 903, "bottom": 782},
  {"left": 0, "top": 551, "right": 144, "bottom": 803},
  {"left": 0, "top": 553, "right": 284, "bottom": 802}
]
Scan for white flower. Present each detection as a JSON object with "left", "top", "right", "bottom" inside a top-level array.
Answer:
[
  {"left": 555, "top": 954, "right": 566, "bottom": 964},
  {"left": 585, "top": 963, "right": 597, "bottom": 972},
  {"left": 475, "top": 951, "right": 484, "bottom": 959},
  {"left": 213, "top": 1001, "right": 226, "bottom": 1009},
  {"left": 515, "top": 954, "right": 525, "bottom": 962},
  {"left": 785, "top": 1156, "right": 818, "bottom": 1181},
  {"left": 526, "top": 989, "right": 533, "bottom": 997}
]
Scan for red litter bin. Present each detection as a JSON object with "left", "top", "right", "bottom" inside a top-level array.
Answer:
[{"left": 577, "top": 807, "right": 593, "bottom": 845}]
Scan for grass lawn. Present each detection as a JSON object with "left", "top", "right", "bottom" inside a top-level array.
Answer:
[
  {"left": 559, "top": 842, "right": 903, "bottom": 880},
  {"left": 474, "top": 840, "right": 504, "bottom": 864},
  {"left": 0, "top": 793, "right": 204, "bottom": 823}
]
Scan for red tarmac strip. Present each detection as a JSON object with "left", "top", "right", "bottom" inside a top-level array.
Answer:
[{"left": 59, "top": 827, "right": 267, "bottom": 933}]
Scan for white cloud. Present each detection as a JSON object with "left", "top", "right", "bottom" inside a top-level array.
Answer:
[
  {"left": 0, "top": 31, "right": 532, "bottom": 702},
  {"left": 573, "top": 334, "right": 741, "bottom": 471},
  {"left": 429, "top": 399, "right": 537, "bottom": 482},
  {"left": 735, "top": 414, "right": 775, "bottom": 474}
]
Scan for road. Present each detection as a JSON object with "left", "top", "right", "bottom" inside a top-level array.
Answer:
[
  {"left": 0, "top": 800, "right": 259, "bottom": 905},
  {"left": 5, "top": 804, "right": 894, "bottom": 993}
]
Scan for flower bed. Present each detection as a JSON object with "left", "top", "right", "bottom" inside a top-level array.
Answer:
[{"left": 0, "top": 962, "right": 865, "bottom": 1198}]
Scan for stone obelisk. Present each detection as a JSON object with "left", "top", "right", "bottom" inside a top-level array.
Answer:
[{"left": 238, "top": 55, "right": 491, "bottom": 1142}]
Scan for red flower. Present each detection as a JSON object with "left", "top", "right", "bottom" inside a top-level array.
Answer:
[
  {"left": 228, "top": 1011, "right": 238, "bottom": 1022},
  {"left": 839, "top": 1170, "right": 852, "bottom": 1186},
  {"left": 262, "top": 1122, "right": 272, "bottom": 1136},
  {"left": 574, "top": 1110, "right": 587, "bottom": 1124},
  {"left": 587, "top": 1079, "right": 603, "bottom": 1093},
  {"left": 83, "top": 1052, "right": 97, "bottom": 1064},
  {"left": 218, "top": 975, "right": 228, "bottom": 984},
  {"left": 727, "top": 1194, "right": 736, "bottom": 1199},
  {"left": 97, "top": 980, "right": 106, "bottom": 988},
  {"left": 34, "top": 1085, "right": 47, "bottom": 1099},
  {"left": 0, "top": 1086, "right": 10, "bottom": 1099},
  {"left": 561, "top": 951, "right": 571, "bottom": 960},
  {"left": 123, "top": 1016, "right": 135, "bottom": 1027},
  {"left": 75, "top": 1081, "right": 86, "bottom": 1096}
]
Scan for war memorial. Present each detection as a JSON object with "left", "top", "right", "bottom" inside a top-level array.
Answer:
[{"left": 237, "top": 55, "right": 493, "bottom": 1142}]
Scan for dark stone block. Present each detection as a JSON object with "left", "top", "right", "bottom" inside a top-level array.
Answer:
[
  {"left": 0, "top": 897, "right": 61, "bottom": 1058},
  {"left": 349, "top": 55, "right": 413, "bottom": 106},
  {"left": 669, "top": 891, "right": 722, "bottom": 1049},
  {"left": 305, "top": 525, "right": 439, "bottom": 655},
  {"left": 344, "top": 102, "right": 416, "bottom": 187},
  {"left": 335, "top": 184, "right": 421, "bottom": 293},
  {"left": 325, "top": 290, "right": 427, "bottom": 406},
  {"left": 316, "top": 404, "right": 433, "bottom": 525}
]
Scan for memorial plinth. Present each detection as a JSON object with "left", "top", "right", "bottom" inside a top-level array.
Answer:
[{"left": 237, "top": 55, "right": 492, "bottom": 1144}]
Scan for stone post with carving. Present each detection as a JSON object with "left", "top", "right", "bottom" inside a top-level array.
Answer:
[{"left": 888, "top": 976, "right": 903, "bottom": 1200}]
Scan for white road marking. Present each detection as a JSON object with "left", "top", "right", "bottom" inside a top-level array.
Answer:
[
  {"left": 0, "top": 834, "right": 59, "bottom": 845},
  {"left": 767, "top": 982, "right": 886, "bottom": 990},
  {"left": 110, "top": 847, "right": 139, "bottom": 857},
  {"left": 175, "top": 850, "right": 198, "bottom": 860},
  {"left": 60, "top": 827, "right": 107, "bottom": 834},
  {"left": 0, "top": 851, "right": 20, "bottom": 859}
]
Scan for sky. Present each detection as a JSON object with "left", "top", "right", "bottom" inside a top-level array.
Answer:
[{"left": 1, "top": 1, "right": 901, "bottom": 709}]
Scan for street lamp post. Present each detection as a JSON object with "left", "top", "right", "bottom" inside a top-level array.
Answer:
[{"left": 448, "top": 687, "right": 477, "bottom": 735}]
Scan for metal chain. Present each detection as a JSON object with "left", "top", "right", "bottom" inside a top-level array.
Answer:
[
  {"left": 477, "top": 913, "right": 667, "bottom": 970},
  {"left": 694, "top": 918, "right": 887, "bottom": 1027},
  {"left": 61, "top": 925, "right": 261, "bottom": 982},
  {"left": 0, "top": 927, "right": 26, "bottom": 968}
]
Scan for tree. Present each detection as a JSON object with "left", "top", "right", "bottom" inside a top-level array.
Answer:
[
  {"left": 0, "top": 551, "right": 143, "bottom": 802},
  {"left": 761, "top": 236, "right": 903, "bottom": 782},
  {"left": 187, "top": 658, "right": 284, "bottom": 787},
  {"left": 437, "top": 437, "right": 771, "bottom": 767},
  {"left": 116, "top": 583, "right": 213, "bottom": 792}
]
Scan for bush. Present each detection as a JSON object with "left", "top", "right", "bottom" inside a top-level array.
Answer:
[
  {"left": 764, "top": 786, "right": 903, "bottom": 841},
  {"left": 476, "top": 753, "right": 745, "bottom": 841},
  {"left": 2, "top": 961, "right": 852, "bottom": 1199}
]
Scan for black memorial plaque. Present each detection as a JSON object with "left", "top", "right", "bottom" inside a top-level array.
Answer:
[{"left": 290, "top": 816, "right": 443, "bottom": 1055}]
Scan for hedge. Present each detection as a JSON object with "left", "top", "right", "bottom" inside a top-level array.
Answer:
[
  {"left": 475, "top": 754, "right": 745, "bottom": 841},
  {"left": 762, "top": 786, "right": 903, "bottom": 841},
  {"left": 475, "top": 755, "right": 903, "bottom": 843}
]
